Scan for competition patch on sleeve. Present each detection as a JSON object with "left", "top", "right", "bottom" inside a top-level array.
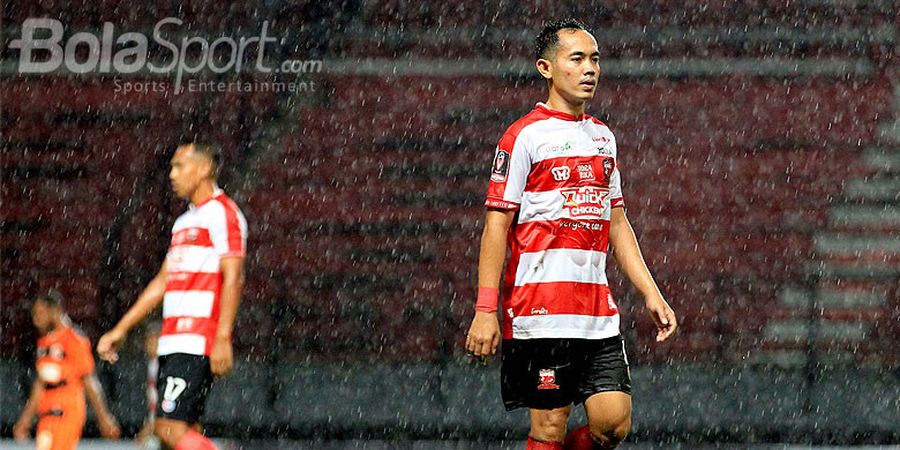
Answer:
[{"left": 491, "top": 149, "right": 510, "bottom": 182}]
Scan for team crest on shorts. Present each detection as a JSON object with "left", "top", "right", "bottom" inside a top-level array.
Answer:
[
  {"left": 491, "top": 149, "right": 510, "bottom": 182},
  {"left": 537, "top": 369, "right": 560, "bottom": 390},
  {"left": 161, "top": 399, "right": 177, "bottom": 413}
]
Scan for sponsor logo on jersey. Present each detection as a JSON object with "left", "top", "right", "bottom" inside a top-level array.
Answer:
[
  {"left": 596, "top": 144, "right": 613, "bottom": 156},
  {"left": 491, "top": 149, "right": 510, "bottom": 182},
  {"left": 539, "top": 141, "right": 572, "bottom": 158},
  {"left": 592, "top": 136, "right": 610, "bottom": 143},
  {"left": 560, "top": 187, "right": 609, "bottom": 218},
  {"left": 551, "top": 166, "right": 570, "bottom": 182},
  {"left": 530, "top": 307, "right": 548, "bottom": 315},
  {"left": 576, "top": 163, "right": 594, "bottom": 180},
  {"left": 537, "top": 369, "right": 560, "bottom": 390}
]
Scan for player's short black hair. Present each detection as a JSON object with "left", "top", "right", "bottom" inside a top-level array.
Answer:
[
  {"left": 181, "top": 142, "right": 221, "bottom": 178},
  {"left": 535, "top": 18, "right": 592, "bottom": 60},
  {"left": 34, "top": 289, "right": 64, "bottom": 309}
]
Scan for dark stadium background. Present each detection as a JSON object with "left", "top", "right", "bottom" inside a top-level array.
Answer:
[{"left": 1, "top": 1, "right": 898, "bottom": 447}]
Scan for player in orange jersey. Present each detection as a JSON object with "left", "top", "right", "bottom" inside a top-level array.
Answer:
[{"left": 13, "top": 290, "right": 121, "bottom": 450}]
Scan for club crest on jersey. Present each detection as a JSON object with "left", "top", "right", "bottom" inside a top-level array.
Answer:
[
  {"left": 537, "top": 369, "right": 560, "bottom": 390},
  {"left": 576, "top": 163, "right": 594, "bottom": 180},
  {"left": 49, "top": 344, "right": 65, "bottom": 359},
  {"left": 551, "top": 166, "right": 570, "bottom": 182},
  {"left": 603, "top": 159, "right": 614, "bottom": 179},
  {"left": 560, "top": 187, "right": 609, "bottom": 218},
  {"left": 491, "top": 149, "right": 510, "bottom": 182}
]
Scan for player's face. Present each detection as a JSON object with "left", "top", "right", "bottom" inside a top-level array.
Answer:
[
  {"left": 548, "top": 29, "right": 600, "bottom": 103},
  {"left": 169, "top": 145, "right": 210, "bottom": 199},
  {"left": 32, "top": 301, "right": 56, "bottom": 334}
]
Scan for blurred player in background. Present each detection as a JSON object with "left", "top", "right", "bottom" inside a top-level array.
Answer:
[
  {"left": 465, "top": 19, "right": 677, "bottom": 450},
  {"left": 137, "top": 322, "right": 162, "bottom": 450},
  {"left": 13, "top": 290, "right": 121, "bottom": 450},
  {"left": 97, "top": 143, "right": 248, "bottom": 450}
]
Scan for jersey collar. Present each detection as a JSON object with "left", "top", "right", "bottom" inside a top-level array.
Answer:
[
  {"left": 535, "top": 102, "right": 589, "bottom": 122},
  {"left": 189, "top": 186, "right": 223, "bottom": 210}
]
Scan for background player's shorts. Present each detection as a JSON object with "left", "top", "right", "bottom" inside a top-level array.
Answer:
[
  {"left": 156, "top": 353, "right": 213, "bottom": 423},
  {"left": 501, "top": 336, "right": 631, "bottom": 411},
  {"left": 36, "top": 411, "right": 85, "bottom": 450}
]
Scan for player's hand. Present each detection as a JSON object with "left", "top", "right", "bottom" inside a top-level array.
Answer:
[
  {"left": 210, "top": 336, "right": 233, "bottom": 378},
  {"left": 645, "top": 295, "right": 677, "bottom": 342},
  {"left": 97, "top": 328, "right": 127, "bottom": 363},
  {"left": 98, "top": 413, "right": 121, "bottom": 439},
  {"left": 466, "top": 311, "right": 501, "bottom": 358},
  {"left": 13, "top": 418, "right": 30, "bottom": 442}
]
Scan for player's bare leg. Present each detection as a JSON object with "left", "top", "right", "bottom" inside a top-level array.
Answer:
[
  {"left": 154, "top": 418, "right": 189, "bottom": 449},
  {"left": 155, "top": 418, "right": 217, "bottom": 450},
  {"left": 529, "top": 405, "right": 572, "bottom": 446},
  {"left": 580, "top": 392, "right": 631, "bottom": 449}
]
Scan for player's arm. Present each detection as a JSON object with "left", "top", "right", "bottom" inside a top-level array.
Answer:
[
  {"left": 13, "top": 379, "right": 43, "bottom": 441},
  {"left": 210, "top": 256, "right": 244, "bottom": 378},
  {"left": 97, "top": 260, "right": 168, "bottom": 362},
  {"left": 83, "top": 373, "right": 121, "bottom": 439},
  {"left": 608, "top": 207, "right": 677, "bottom": 342},
  {"left": 466, "top": 208, "right": 516, "bottom": 358}
]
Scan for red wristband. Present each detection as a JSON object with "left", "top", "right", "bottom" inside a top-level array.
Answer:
[{"left": 475, "top": 287, "right": 499, "bottom": 313}]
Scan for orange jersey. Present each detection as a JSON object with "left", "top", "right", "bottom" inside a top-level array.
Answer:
[{"left": 35, "top": 326, "right": 94, "bottom": 418}]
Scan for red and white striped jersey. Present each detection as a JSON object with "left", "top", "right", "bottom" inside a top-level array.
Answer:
[
  {"left": 486, "top": 103, "right": 625, "bottom": 340},
  {"left": 158, "top": 188, "right": 248, "bottom": 356}
]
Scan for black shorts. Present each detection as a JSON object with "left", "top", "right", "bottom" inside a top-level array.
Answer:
[
  {"left": 156, "top": 353, "right": 213, "bottom": 424},
  {"left": 501, "top": 336, "right": 631, "bottom": 411}
]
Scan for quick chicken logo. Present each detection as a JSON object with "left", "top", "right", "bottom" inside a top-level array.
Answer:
[{"left": 560, "top": 187, "right": 609, "bottom": 218}]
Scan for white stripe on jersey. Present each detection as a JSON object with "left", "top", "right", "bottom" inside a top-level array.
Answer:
[
  {"left": 166, "top": 246, "right": 220, "bottom": 274},
  {"left": 512, "top": 314, "right": 621, "bottom": 339},
  {"left": 514, "top": 249, "right": 609, "bottom": 287},
  {"left": 157, "top": 334, "right": 206, "bottom": 356},
  {"left": 162, "top": 291, "right": 215, "bottom": 318}
]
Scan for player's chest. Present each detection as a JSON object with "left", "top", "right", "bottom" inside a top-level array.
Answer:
[{"left": 36, "top": 341, "right": 69, "bottom": 382}]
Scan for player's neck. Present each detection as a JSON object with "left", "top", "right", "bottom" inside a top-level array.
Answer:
[
  {"left": 190, "top": 181, "right": 217, "bottom": 206},
  {"left": 545, "top": 92, "right": 586, "bottom": 119},
  {"left": 46, "top": 319, "right": 63, "bottom": 335}
]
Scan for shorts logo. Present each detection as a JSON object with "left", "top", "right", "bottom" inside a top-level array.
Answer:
[
  {"left": 161, "top": 399, "right": 177, "bottom": 413},
  {"left": 537, "top": 369, "right": 560, "bottom": 390},
  {"left": 551, "top": 166, "right": 570, "bottom": 182},
  {"left": 162, "top": 376, "right": 187, "bottom": 413},
  {"left": 491, "top": 149, "right": 510, "bottom": 182},
  {"left": 576, "top": 163, "right": 594, "bottom": 180}
]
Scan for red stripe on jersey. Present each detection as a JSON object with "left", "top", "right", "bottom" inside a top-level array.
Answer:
[
  {"left": 514, "top": 219, "right": 611, "bottom": 253},
  {"left": 506, "top": 282, "right": 617, "bottom": 318},
  {"left": 171, "top": 227, "right": 213, "bottom": 248},
  {"left": 611, "top": 197, "right": 625, "bottom": 208},
  {"left": 161, "top": 316, "right": 218, "bottom": 337},
  {"left": 166, "top": 272, "right": 222, "bottom": 292},
  {"left": 525, "top": 155, "right": 615, "bottom": 193},
  {"left": 216, "top": 196, "right": 245, "bottom": 257}
]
